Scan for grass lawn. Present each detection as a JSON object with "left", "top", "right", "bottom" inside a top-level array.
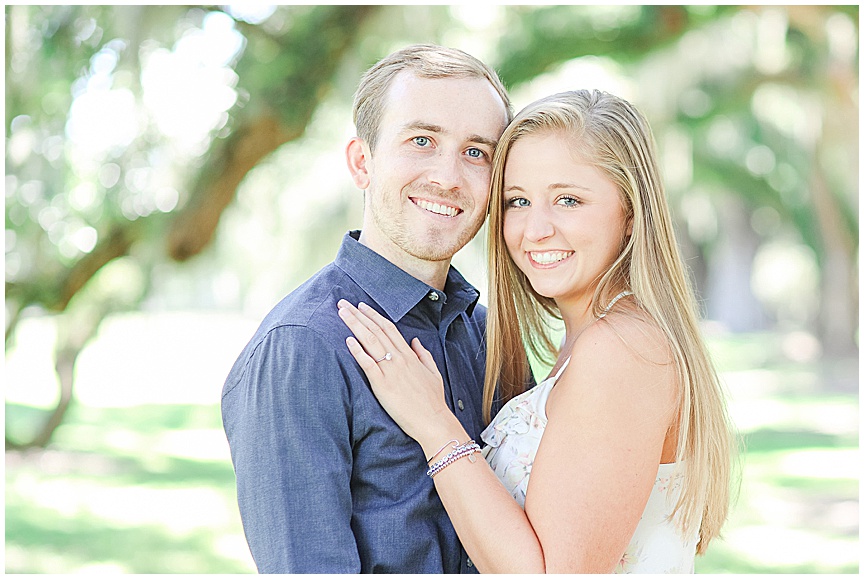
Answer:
[{"left": 5, "top": 316, "right": 859, "bottom": 573}]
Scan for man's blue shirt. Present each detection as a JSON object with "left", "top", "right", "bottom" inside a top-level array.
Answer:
[{"left": 222, "top": 230, "right": 487, "bottom": 573}]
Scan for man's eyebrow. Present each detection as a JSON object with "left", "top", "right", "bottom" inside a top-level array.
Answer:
[
  {"left": 401, "top": 122, "right": 444, "bottom": 134},
  {"left": 468, "top": 134, "right": 498, "bottom": 150}
]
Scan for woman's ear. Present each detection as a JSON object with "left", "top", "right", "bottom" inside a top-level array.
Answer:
[{"left": 346, "top": 137, "right": 371, "bottom": 190}]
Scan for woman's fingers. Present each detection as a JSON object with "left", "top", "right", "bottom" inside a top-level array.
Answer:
[
  {"left": 356, "top": 302, "right": 405, "bottom": 345},
  {"left": 354, "top": 301, "right": 413, "bottom": 356},
  {"left": 411, "top": 338, "right": 439, "bottom": 375},
  {"left": 337, "top": 299, "right": 414, "bottom": 356},
  {"left": 337, "top": 300, "right": 395, "bottom": 357},
  {"left": 338, "top": 301, "right": 437, "bottom": 387},
  {"left": 345, "top": 335, "right": 382, "bottom": 377}
]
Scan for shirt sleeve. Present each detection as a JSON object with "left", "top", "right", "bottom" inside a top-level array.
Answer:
[{"left": 221, "top": 324, "right": 359, "bottom": 573}]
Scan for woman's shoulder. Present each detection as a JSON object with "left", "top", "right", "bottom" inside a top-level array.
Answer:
[
  {"left": 581, "top": 305, "right": 671, "bottom": 365},
  {"left": 560, "top": 307, "right": 677, "bottom": 404},
  {"left": 547, "top": 306, "right": 678, "bottom": 435}
]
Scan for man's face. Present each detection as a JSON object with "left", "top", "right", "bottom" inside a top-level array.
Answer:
[{"left": 355, "top": 71, "right": 509, "bottom": 266}]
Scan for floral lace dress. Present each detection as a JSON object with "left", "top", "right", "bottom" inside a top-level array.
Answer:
[{"left": 481, "top": 358, "right": 700, "bottom": 573}]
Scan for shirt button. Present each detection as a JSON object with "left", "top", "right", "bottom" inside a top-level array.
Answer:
[
  {"left": 428, "top": 290, "right": 439, "bottom": 301},
  {"left": 467, "top": 558, "right": 474, "bottom": 568},
  {"left": 457, "top": 399, "right": 465, "bottom": 411}
]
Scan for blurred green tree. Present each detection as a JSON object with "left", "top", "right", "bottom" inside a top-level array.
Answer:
[
  {"left": 5, "top": 4, "right": 382, "bottom": 447},
  {"left": 493, "top": 5, "right": 857, "bottom": 351},
  {"left": 5, "top": 5, "right": 857, "bottom": 448}
]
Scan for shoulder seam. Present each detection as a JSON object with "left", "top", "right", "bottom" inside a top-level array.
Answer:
[{"left": 221, "top": 319, "right": 336, "bottom": 401}]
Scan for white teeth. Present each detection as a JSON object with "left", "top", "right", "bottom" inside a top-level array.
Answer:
[
  {"left": 415, "top": 199, "right": 459, "bottom": 217},
  {"left": 530, "top": 251, "right": 573, "bottom": 265}
]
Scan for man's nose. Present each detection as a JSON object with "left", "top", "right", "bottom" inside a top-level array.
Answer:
[{"left": 426, "top": 150, "right": 463, "bottom": 191}]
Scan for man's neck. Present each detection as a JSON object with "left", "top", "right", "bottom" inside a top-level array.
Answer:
[{"left": 357, "top": 230, "right": 451, "bottom": 291}]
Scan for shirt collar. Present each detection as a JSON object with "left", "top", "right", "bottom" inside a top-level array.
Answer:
[{"left": 334, "top": 231, "right": 480, "bottom": 322}]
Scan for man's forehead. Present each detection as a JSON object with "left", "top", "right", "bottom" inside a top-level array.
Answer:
[
  {"left": 382, "top": 74, "right": 507, "bottom": 139},
  {"left": 387, "top": 71, "right": 505, "bottom": 111}
]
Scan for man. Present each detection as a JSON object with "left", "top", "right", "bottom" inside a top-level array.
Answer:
[{"left": 221, "top": 44, "right": 512, "bottom": 573}]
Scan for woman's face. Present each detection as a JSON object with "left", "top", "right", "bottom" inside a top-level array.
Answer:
[{"left": 502, "top": 131, "right": 629, "bottom": 308}]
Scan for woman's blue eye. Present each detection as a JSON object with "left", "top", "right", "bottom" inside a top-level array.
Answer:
[
  {"left": 557, "top": 196, "right": 580, "bottom": 207},
  {"left": 412, "top": 136, "right": 430, "bottom": 147},
  {"left": 506, "top": 197, "right": 530, "bottom": 208}
]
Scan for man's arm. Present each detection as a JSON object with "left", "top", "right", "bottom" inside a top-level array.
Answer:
[{"left": 222, "top": 325, "right": 359, "bottom": 573}]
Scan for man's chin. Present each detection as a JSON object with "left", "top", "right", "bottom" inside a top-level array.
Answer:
[
  {"left": 405, "top": 244, "right": 463, "bottom": 263},
  {"left": 403, "top": 234, "right": 472, "bottom": 262}
]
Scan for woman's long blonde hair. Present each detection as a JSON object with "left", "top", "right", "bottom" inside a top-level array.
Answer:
[{"left": 483, "top": 89, "right": 734, "bottom": 553}]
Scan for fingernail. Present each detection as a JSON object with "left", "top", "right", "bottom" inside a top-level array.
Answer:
[{"left": 337, "top": 299, "right": 346, "bottom": 309}]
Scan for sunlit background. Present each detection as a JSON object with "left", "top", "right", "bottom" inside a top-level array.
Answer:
[{"left": 5, "top": 5, "right": 859, "bottom": 573}]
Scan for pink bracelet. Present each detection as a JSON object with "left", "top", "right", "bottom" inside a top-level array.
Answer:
[{"left": 426, "top": 440, "right": 480, "bottom": 477}]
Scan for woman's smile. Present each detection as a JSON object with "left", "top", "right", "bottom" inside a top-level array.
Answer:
[{"left": 527, "top": 250, "right": 575, "bottom": 267}]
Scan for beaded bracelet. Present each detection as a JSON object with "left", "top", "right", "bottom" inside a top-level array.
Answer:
[{"left": 426, "top": 440, "right": 480, "bottom": 478}]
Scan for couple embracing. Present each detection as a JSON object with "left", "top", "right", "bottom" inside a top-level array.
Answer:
[{"left": 222, "top": 44, "right": 734, "bottom": 574}]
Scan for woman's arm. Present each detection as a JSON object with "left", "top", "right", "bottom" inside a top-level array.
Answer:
[
  {"left": 526, "top": 319, "right": 678, "bottom": 572},
  {"left": 337, "top": 300, "right": 545, "bottom": 572},
  {"left": 337, "top": 300, "right": 676, "bottom": 573}
]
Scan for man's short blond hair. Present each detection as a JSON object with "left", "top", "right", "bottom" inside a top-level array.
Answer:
[{"left": 352, "top": 44, "right": 513, "bottom": 152}]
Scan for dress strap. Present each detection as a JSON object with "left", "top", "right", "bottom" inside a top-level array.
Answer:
[
  {"left": 597, "top": 290, "right": 633, "bottom": 319},
  {"left": 552, "top": 356, "right": 571, "bottom": 380},
  {"left": 550, "top": 292, "right": 631, "bottom": 382}
]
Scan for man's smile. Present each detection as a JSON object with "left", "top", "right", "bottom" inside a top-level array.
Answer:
[{"left": 411, "top": 197, "right": 462, "bottom": 217}]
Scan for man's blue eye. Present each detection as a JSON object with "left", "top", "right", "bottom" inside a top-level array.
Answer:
[
  {"left": 466, "top": 148, "right": 484, "bottom": 159},
  {"left": 413, "top": 137, "right": 430, "bottom": 147}
]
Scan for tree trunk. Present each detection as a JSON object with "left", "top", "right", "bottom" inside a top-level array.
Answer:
[
  {"left": 166, "top": 5, "right": 379, "bottom": 262},
  {"left": 705, "top": 195, "right": 767, "bottom": 331},
  {"left": 6, "top": 336, "right": 86, "bottom": 449}
]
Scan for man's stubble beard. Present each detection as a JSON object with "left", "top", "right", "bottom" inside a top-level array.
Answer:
[{"left": 372, "top": 198, "right": 484, "bottom": 263}]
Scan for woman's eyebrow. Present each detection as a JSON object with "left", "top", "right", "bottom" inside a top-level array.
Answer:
[
  {"left": 504, "top": 183, "right": 593, "bottom": 193},
  {"left": 549, "top": 182, "right": 592, "bottom": 192}
]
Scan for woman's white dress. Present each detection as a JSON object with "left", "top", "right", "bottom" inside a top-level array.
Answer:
[{"left": 481, "top": 359, "right": 700, "bottom": 573}]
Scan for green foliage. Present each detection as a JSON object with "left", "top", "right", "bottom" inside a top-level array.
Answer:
[
  {"left": 495, "top": 6, "right": 737, "bottom": 86},
  {"left": 7, "top": 5, "right": 857, "bottom": 342}
]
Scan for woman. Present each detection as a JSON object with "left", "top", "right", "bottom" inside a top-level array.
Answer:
[{"left": 337, "top": 89, "right": 734, "bottom": 573}]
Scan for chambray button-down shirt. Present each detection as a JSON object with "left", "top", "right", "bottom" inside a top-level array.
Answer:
[{"left": 222, "top": 231, "right": 487, "bottom": 573}]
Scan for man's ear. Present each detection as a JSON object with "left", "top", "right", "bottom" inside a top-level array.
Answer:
[{"left": 346, "top": 137, "right": 371, "bottom": 190}]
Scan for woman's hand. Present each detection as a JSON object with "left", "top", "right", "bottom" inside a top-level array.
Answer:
[{"left": 337, "top": 300, "right": 458, "bottom": 447}]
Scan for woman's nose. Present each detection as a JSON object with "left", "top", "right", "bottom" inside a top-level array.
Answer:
[{"left": 523, "top": 206, "right": 555, "bottom": 242}]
